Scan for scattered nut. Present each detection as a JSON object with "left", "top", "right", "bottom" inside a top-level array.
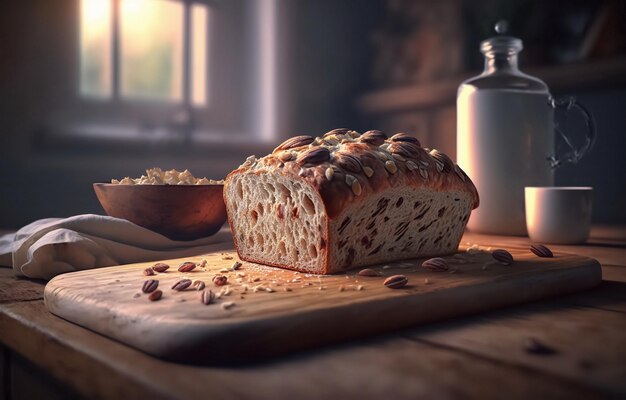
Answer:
[
  {"left": 178, "top": 262, "right": 196, "bottom": 272},
  {"left": 383, "top": 275, "right": 408, "bottom": 289},
  {"left": 213, "top": 275, "right": 228, "bottom": 286},
  {"left": 492, "top": 249, "right": 514, "bottom": 265},
  {"left": 231, "top": 261, "right": 243, "bottom": 271},
  {"left": 530, "top": 244, "right": 553, "bottom": 258},
  {"left": 422, "top": 257, "right": 449, "bottom": 271},
  {"left": 192, "top": 280, "right": 206, "bottom": 291},
  {"left": 172, "top": 279, "right": 192, "bottom": 291},
  {"left": 152, "top": 263, "right": 169, "bottom": 273},
  {"left": 148, "top": 290, "right": 163, "bottom": 301},
  {"left": 199, "top": 290, "right": 215, "bottom": 305},
  {"left": 143, "top": 268, "right": 155, "bottom": 276},
  {"left": 142, "top": 279, "right": 159, "bottom": 293},
  {"left": 221, "top": 301, "right": 235, "bottom": 310},
  {"left": 358, "top": 268, "right": 381, "bottom": 277}
]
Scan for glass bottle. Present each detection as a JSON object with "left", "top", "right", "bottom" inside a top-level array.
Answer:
[{"left": 456, "top": 21, "right": 595, "bottom": 235}]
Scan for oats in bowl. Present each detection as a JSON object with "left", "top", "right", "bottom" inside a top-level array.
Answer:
[{"left": 111, "top": 168, "right": 224, "bottom": 186}]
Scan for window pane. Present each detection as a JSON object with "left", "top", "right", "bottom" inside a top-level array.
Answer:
[
  {"left": 120, "top": 0, "right": 183, "bottom": 101},
  {"left": 80, "top": 0, "right": 112, "bottom": 98},
  {"left": 191, "top": 4, "right": 208, "bottom": 107}
]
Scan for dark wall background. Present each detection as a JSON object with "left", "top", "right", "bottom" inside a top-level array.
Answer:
[{"left": 1, "top": 0, "right": 625, "bottom": 229}]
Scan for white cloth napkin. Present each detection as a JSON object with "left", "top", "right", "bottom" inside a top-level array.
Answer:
[{"left": 0, "top": 214, "right": 232, "bottom": 281}]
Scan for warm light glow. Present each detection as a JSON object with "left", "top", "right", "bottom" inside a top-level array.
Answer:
[
  {"left": 120, "top": 0, "right": 183, "bottom": 101},
  {"left": 259, "top": 0, "right": 277, "bottom": 141},
  {"left": 191, "top": 4, "right": 208, "bottom": 106},
  {"left": 80, "top": 0, "right": 112, "bottom": 97}
]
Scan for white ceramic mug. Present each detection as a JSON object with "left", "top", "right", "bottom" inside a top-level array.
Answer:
[{"left": 525, "top": 187, "right": 593, "bottom": 244}]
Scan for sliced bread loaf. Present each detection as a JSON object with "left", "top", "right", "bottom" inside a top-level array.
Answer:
[{"left": 224, "top": 129, "right": 479, "bottom": 274}]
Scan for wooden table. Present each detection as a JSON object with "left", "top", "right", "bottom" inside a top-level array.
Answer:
[{"left": 1, "top": 226, "right": 625, "bottom": 399}]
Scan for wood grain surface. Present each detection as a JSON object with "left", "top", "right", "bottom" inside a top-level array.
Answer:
[{"left": 44, "top": 245, "right": 601, "bottom": 363}]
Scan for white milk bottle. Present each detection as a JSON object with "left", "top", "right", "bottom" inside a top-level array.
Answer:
[{"left": 457, "top": 22, "right": 595, "bottom": 235}]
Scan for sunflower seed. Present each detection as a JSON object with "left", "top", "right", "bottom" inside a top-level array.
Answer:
[
  {"left": 392, "top": 153, "right": 406, "bottom": 162},
  {"left": 406, "top": 160, "right": 418, "bottom": 171},
  {"left": 192, "top": 280, "right": 206, "bottom": 291},
  {"left": 363, "top": 166, "right": 374, "bottom": 178},
  {"left": 376, "top": 151, "right": 389, "bottom": 161},
  {"left": 351, "top": 179, "right": 362, "bottom": 196},
  {"left": 278, "top": 151, "right": 293, "bottom": 162},
  {"left": 385, "top": 160, "right": 397, "bottom": 174},
  {"left": 345, "top": 174, "right": 356, "bottom": 186},
  {"left": 325, "top": 167, "right": 334, "bottom": 181}
]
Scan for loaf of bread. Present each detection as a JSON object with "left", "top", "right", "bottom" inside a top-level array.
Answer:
[{"left": 224, "top": 129, "right": 479, "bottom": 274}]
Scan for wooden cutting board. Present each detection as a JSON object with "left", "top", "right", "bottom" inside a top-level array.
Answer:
[{"left": 44, "top": 244, "right": 601, "bottom": 364}]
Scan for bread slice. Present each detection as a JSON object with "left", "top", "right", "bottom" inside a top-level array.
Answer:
[{"left": 224, "top": 129, "right": 479, "bottom": 274}]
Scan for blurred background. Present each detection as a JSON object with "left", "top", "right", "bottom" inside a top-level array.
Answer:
[{"left": 1, "top": 0, "right": 625, "bottom": 229}]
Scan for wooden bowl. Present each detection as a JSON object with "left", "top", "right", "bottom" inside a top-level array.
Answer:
[{"left": 93, "top": 183, "right": 227, "bottom": 241}]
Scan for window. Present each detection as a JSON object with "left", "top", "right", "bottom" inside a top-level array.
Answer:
[{"left": 80, "top": 0, "right": 208, "bottom": 106}]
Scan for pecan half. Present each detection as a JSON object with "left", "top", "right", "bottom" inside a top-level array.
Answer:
[
  {"left": 148, "top": 290, "right": 163, "bottom": 301},
  {"left": 388, "top": 141, "right": 421, "bottom": 159},
  {"left": 429, "top": 149, "right": 454, "bottom": 173},
  {"left": 323, "top": 128, "right": 351, "bottom": 138},
  {"left": 172, "top": 279, "right": 192, "bottom": 291},
  {"left": 296, "top": 147, "right": 331, "bottom": 166},
  {"left": 530, "top": 244, "right": 553, "bottom": 258},
  {"left": 358, "top": 268, "right": 381, "bottom": 277},
  {"left": 492, "top": 249, "right": 514, "bottom": 265},
  {"left": 383, "top": 275, "right": 408, "bottom": 289},
  {"left": 213, "top": 275, "right": 228, "bottom": 286},
  {"left": 152, "top": 263, "right": 169, "bottom": 273},
  {"left": 334, "top": 152, "right": 362, "bottom": 173},
  {"left": 360, "top": 130, "right": 387, "bottom": 146},
  {"left": 390, "top": 133, "right": 420, "bottom": 145},
  {"left": 142, "top": 279, "right": 159, "bottom": 293},
  {"left": 422, "top": 257, "right": 449, "bottom": 271},
  {"left": 143, "top": 268, "right": 155, "bottom": 276},
  {"left": 274, "top": 135, "right": 315, "bottom": 152},
  {"left": 178, "top": 262, "right": 196, "bottom": 272}
]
